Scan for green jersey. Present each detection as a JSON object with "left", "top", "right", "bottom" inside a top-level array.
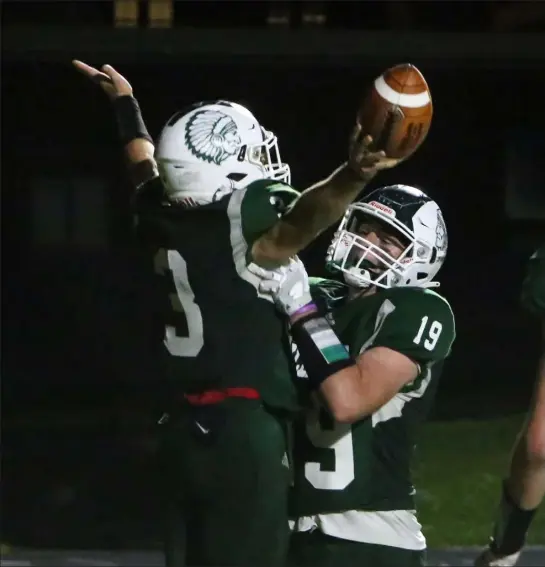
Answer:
[
  {"left": 290, "top": 278, "right": 456, "bottom": 517},
  {"left": 521, "top": 245, "right": 545, "bottom": 317},
  {"left": 133, "top": 177, "right": 300, "bottom": 411}
]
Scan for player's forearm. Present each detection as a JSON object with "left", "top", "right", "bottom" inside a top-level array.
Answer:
[
  {"left": 286, "top": 163, "right": 374, "bottom": 241},
  {"left": 319, "top": 365, "right": 370, "bottom": 424},
  {"left": 253, "top": 163, "right": 374, "bottom": 266},
  {"left": 289, "top": 304, "right": 377, "bottom": 424},
  {"left": 113, "top": 95, "right": 158, "bottom": 188},
  {"left": 320, "top": 361, "right": 403, "bottom": 424}
]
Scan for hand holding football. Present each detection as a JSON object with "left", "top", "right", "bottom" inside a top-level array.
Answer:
[{"left": 358, "top": 63, "right": 433, "bottom": 160}]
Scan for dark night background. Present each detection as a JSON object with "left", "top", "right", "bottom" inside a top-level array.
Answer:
[{"left": 2, "top": 0, "right": 545, "bottom": 550}]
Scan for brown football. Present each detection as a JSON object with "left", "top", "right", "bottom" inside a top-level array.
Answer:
[{"left": 358, "top": 63, "right": 433, "bottom": 160}]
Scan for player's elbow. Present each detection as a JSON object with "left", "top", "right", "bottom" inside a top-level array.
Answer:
[
  {"left": 329, "top": 403, "right": 361, "bottom": 424},
  {"left": 251, "top": 220, "right": 311, "bottom": 268}
]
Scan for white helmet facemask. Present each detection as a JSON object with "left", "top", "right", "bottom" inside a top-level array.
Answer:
[
  {"left": 326, "top": 188, "right": 447, "bottom": 290},
  {"left": 250, "top": 128, "right": 290, "bottom": 183}
]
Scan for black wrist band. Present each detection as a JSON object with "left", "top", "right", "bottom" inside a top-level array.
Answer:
[
  {"left": 290, "top": 311, "right": 355, "bottom": 389},
  {"left": 490, "top": 480, "right": 537, "bottom": 556},
  {"left": 113, "top": 95, "right": 153, "bottom": 146}
]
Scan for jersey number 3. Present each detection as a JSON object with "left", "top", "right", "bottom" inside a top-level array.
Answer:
[
  {"left": 154, "top": 248, "right": 204, "bottom": 357},
  {"left": 305, "top": 407, "right": 355, "bottom": 491}
]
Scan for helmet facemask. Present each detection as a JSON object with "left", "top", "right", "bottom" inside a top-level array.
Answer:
[
  {"left": 327, "top": 205, "right": 438, "bottom": 290},
  {"left": 243, "top": 128, "right": 290, "bottom": 185}
]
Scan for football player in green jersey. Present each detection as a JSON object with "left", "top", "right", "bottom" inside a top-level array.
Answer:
[
  {"left": 476, "top": 246, "right": 545, "bottom": 567},
  {"left": 73, "top": 61, "right": 403, "bottom": 567},
  {"left": 249, "top": 185, "right": 456, "bottom": 567}
]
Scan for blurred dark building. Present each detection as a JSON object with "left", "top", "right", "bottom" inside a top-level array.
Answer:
[
  {"left": 2, "top": 0, "right": 545, "bottom": 549},
  {"left": 3, "top": 1, "right": 545, "bottom": 31}
]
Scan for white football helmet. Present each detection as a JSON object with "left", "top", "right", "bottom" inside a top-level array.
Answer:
[
  {"left": 326, "top": 185, "right": 448, "bottom": 289},
  {"left": 155, "top": 100, "right": 290, "bottom": 207}
]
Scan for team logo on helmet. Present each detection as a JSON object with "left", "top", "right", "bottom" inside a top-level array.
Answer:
[
  {"left": 435, "top": 210, "right": 447, "bottom": 251},
  {"left": 185, "top": 110, "right": 241, "bottom": 165}
]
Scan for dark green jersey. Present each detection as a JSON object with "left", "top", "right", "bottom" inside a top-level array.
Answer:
[
  {"left": 521, "top": 245, "right": 545, "bottom": 317},
  {"left": 133, "top": 177, "right": 300, "bottom": 411},
  {"left": 290, "top": 279, "right": 456, "bottom": 516}
]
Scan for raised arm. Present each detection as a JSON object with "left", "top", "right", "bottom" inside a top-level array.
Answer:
[
  {"left": 74, "top": 59, "right": 402, "bottom": 267},
  {"left": 251, "top": 127, "right": 401, "bottom": 267},
  {"left": 72, "top": 60, "right": 157, "bottom": 188}
]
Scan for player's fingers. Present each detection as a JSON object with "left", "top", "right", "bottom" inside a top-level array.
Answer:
[
  {"left": 92, "top": 72, "right": 114, "bottom": 86},
  {"left": 373, "top": 157, "right": 400, "bottom": 171},
  {"left": 361, "top": 134, "right": 373, "bottom": 147},
  {"left": 247, "top": 263, "right": 270, "bottom": 278},
  {"left": 350, "top": 143, "right": 364, "bottom": 161},
  {"left": 349, "top": 123, "right": 363, "bottom": 147},
  {"left": 353, "top": 148, "right": 378, "bottom": 166},
  {"left": 248, "top": 263, "right": 286, "bottom": 283},
  {"left": 351, "top": 126, "right": 373, "bottom": 149},
  {"left": 72, "top": 59, "right": 101, "bottom": 77},
  {"left": 101, "top": 64, "right": 126, "bottom": 85},
  {"left": 360, "top": 150, "right": 386, "bottom": 166},
  {"left": 259, "top": 280, "right": 280, "bottom": 294},
  {"left": 101, "top": 64, "right": 117, "bottom": 75},
  {"left": 288, "top": 256, "right": 302, "bottom": 269},
  {"left": 293, "top": 257, "right": 306, "bottom": 270}
]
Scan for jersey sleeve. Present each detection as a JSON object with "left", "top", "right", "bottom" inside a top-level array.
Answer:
[
  {"left": 367, "top": 289, "right": 456, "bottom": 365},
  {"left": 521, "top": 246, "right": 545, "bottom": 317},
  {"left": 237, "top": 179, "right": 300, "bottom": 248}
]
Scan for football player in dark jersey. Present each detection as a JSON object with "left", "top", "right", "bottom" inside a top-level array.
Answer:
[
  {"left": 250, "top": 185, "right": 455, "bottom": 567},
  {"left": 475, "top": 246, "right": 545, "bottom": 567},
  {"left": 74, "top": 60, "right": 404, "bottom": 567}
]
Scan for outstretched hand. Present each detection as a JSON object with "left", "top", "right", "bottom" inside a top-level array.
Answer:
[
  {"left": 348, "top": 123, "right": 401, "bottom": 178},
  {"left": 72, "top": 60, "right": 133, "bottom": 101}
]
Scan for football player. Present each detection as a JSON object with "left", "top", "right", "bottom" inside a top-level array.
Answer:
[
  {"left": 73, "top": 61, "right": 402, "bottom": 567},
  {"left": 249, "top": 185, "right": 456, "bottom": 567},
  {"left": 475, "top": 246, "right": 545, "bottom": 567}
]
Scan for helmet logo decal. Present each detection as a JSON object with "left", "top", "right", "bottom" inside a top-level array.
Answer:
[
  {"left": 435, "top": 210, "right": 447, "bottom": 251},
  {"left": 185, "top": 110, "right": 241, "bottom": 165}
]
